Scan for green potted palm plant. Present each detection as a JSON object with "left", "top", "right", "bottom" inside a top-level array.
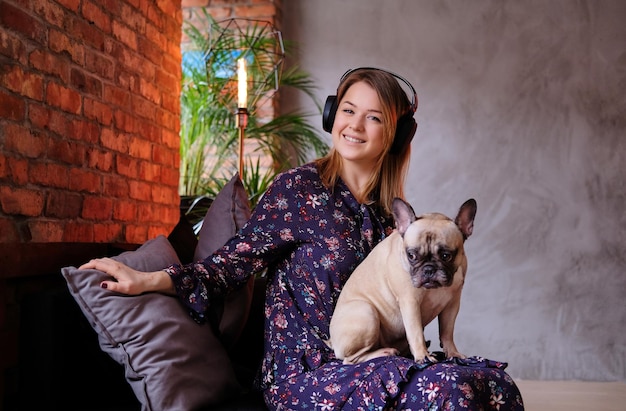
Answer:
[{"left": 180, "top": 10, "right": 328, "bottom": 229}]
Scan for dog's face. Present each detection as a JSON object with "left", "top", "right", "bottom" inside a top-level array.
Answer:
[{"left": 392, "top": 198, "right": 477, "bottom": 289}]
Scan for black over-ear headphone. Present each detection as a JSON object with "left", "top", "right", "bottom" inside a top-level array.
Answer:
[{"left": 322, "top": 67, "right": 418, "bottom": 155}]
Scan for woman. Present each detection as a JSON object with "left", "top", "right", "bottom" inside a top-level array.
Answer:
[{"left": 83, "top": 68, "right": 524, "bottom": 410}]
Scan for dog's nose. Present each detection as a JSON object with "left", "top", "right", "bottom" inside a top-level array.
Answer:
[{"left": 423, "top": 265, "right": 435, "bottom": 277}]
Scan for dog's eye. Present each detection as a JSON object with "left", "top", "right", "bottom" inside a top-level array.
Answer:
[
  {"left": 407, "top": 251, "right": 418, "bottom": 261},
  {"left": 440, "top": 251, "right": 452, "bottom": 262}
]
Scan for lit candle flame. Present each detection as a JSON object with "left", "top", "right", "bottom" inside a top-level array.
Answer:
[{"left": 237, "top": 58, "right": 247, "bottom": 109}]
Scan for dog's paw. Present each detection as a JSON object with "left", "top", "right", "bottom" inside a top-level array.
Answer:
[
  {"left": 443, "top": 349, "right": 466, "bottom": 360},
  {"left": 413, "top": 351, "right": 438, "bottom": 364}
]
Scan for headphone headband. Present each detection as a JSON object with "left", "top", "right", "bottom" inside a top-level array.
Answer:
[{"left": 338, "top": 67, "right": 418, "bottom": 113}]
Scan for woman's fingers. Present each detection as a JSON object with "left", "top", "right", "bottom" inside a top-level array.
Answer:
[
  {"left": 79, "top": 257, "right": 118, "bottom": 273},
  {"left": 79, "top": 258, "right": 143, "bottom": 295}
]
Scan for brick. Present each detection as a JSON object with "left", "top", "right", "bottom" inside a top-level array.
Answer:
[
  {"left": 70, "top": 17, "right": 106, "bottom": 51},
  {"left": 56, "top": 0, "right": 80, "bottom": 12},
  {"left": 6, "top": 157, "right": 29, "bottom": 185},
  {"left": 152, "top": 184, "right": 178, "bottom": 205},
  {"left": 138, "top": 77, "right": 161, "bottom": 105},
  {"left": 147, "top": 225, "right": 171, "bottom": 240},
  {"left": 152, "top": 144, "right": 175, "bottom": 167},
  {"left": 119, "top": 2, "right": 146, "bottom": 33},
  {"left": 32, "top": 0, "right": 66, "bottom": 28},
  {"left": 0, "top": 218, "right": 20, "bottom": 242},
  {"left": 50, "top": 29, "right": 86, "bottom": 65},
  {"left": 84, "top": 48, "right": 115, "bottom": 80},
  {"left": 101, "top": 128, "right": 129, "bottom": 152},
  {"left": 160, "top": 87, "right": 179, "bottom": 112},
  {"left": 161, "top": 165, "right": 179, "bottom": 187},
  {"left": 113, "top": 109, "right": 135, "bottom": 133},
  {"left": 157, "top": 108, "right": 179, "bottom": 134},
  {"left": 93, "top": 222, "right": 123, "bottom": 243},
  {"left": 0, "top": 186, "right": 45, "bottom": 217},
  {"left": 3, "top": 123, "right": 46, "bottom": 158},
  {"left": 70, "top": 68, "right": 102, "bottom": 96},
  {"left": 62, "top": 221, "right": 94, "bottom": 242},
  {"left": 28, "top": 220, "right": 65, "bottom": 242},
  {"left": 161, "top": 128, "right": 180, "bottom": 150},
  {"left": 136, "top": 160, "right": 157, "bottom": 182},
  {"left": 30, "top": 162, "right": 70, "bottom": 189},
  {"left": 28, "top": 161, "right": 68, "bottom": 189},
  {"left": 112, "top": 20, "right": 138, "bottom": 50},
  {"left": 135, "top": 119, "right": 161, "bottom": 143},
  {"left": 69, "top": 167, "right": 101, "bottom": 193},
  {"left": 103, "top": 174, "right": 128, "bottom": 197},
  {"left": 0, "top": 89, "right": 26, "bottom": 121},
  {"left": 128, "top": 136, "right": 152, "bottom": 161},
  {"left": 131, "top": 94, "right": 157, "bottom": 121},
  {"left": 115, "top": 67, "right": 139, "bottom": 93},
  {"left": 82, "top": 1, "right": 112, "bottom": 33},
  {"left": 45, "top": 190, "right": 83, "bottom": 219},
  {"left": 0, "top": 29, "right": 26, "bottom": 64},
  {"left": 139, "top": 35, "right": 163, "bottom": 67},
  {"left": 88, "top": 149, "right": 114, "bottom": 172},
  {"left": 0, "top": 64, "right": 45, "bottom": 100},
  {"left": 82, "top": 195, "right": 113, "bottom": 220},
  {"left": 84, "top": 97, "right": 113, "bottom": 125},
  {"left": 48, "top": 138, "right": 86, "bottom": 165},
  {"left": 46, "top": 109, "right": 71, "bottom": 138},
  {"left": 46, "top": 82, "right": 82, "bottom": 114},
  {"left": 116, "top": 154, "right": 139, "bottom": 177},
  {"left": 113, "top": 199, "right": 137, "bottom": 222},
  {"left": 129, "top": 180, "right": 152, "bottom": 201},
  {"left": 29, "top": 104, "right": 51, "bottom": 130},
  {"left": 103, "top": 84, "right": 130, "bottom": 108},
  {"left": 29, "top": 49, "right": 71, "bottom": 84},
  {"left": 161, "top": 54, "right": 181, "bottom": 81},
  {"left": 67, "top": 118, "right": 100, "bottom": 143},
  {"left": 124, "top": 224, "right": 147, "bottom": 244},
  {"left": 0, "top": 2, "right": 47, "bottom": 46},
  {"left": 137, "top": 202, "right": 155, "bottom": 222}
]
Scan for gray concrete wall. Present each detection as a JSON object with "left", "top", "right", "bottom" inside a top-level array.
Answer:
[{"left": 282, "top": 0, "right": 626, "bottom": 382}]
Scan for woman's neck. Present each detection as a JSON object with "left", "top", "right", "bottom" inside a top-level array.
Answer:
[{"left": 340, "top": 163, "right": 374, "bottom": 203}]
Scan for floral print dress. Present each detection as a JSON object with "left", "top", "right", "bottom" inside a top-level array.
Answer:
[{"left": 166, "top": 163, "right": 525, "bottom": 410}]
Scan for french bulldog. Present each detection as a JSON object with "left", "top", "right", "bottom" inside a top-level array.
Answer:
[{"left": 328, "top": 198, "right": 477, "bottom": 364}]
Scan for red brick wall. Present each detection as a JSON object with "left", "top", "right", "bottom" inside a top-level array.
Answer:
[
  {"left": 181, "top": 0, "right": 281, "bottom": 40},
  {"left": 0, "top": 0, "right": 183, "bottom": 244}
]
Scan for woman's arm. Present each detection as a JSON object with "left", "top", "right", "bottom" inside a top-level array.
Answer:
[
  {"left": 166, "top": 167, "right": 313, "bottom": 319},
  {"left": 79, "top": 257, "right": 176, "bottom": 295}
]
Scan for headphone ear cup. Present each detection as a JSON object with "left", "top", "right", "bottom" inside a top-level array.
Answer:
[
  {"left": 322, "top": 95, "right": 338, "bottom": 133},
  {"left": 390, "top": 114, "right": 417, "bottom": 155}
]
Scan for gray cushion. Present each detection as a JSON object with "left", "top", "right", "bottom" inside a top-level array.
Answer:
[
  {"left": 62, "top": 235, "right": 240, "bottom": 411},
  {"left": 194, "top": 173, "right": 255, "bottom": 348}
]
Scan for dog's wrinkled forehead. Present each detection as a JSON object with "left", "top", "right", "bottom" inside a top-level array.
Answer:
[{"left": 403, "top": 214, "right": 464, "bottom": 248}]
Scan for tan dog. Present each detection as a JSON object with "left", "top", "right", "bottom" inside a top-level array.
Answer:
[{"left": 328, "top": 198, "right": 477, "bottom": 364}]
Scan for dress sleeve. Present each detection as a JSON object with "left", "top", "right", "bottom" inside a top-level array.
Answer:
[{"left": 164, "top": 170, "right": 303, "bottom": 322}]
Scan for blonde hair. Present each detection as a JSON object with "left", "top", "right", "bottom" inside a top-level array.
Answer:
[{"left": 316, "top": 68, "right": 414, "bottom": 216}]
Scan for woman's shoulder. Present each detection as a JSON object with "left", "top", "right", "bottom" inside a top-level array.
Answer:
[{"left": 272, "top": 162, "right": 323, "bottom": 190}]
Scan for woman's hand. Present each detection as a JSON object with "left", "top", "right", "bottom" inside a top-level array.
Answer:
[{"left": 79, "top": 258, "right": 176, "bottom": 296}]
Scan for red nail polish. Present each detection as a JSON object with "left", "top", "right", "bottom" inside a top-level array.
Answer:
[{"left": 101, "top": 282, "right": 108, "bottom": 289}]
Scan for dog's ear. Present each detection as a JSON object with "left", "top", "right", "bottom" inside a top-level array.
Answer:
[
  {"left": 454, "top": 198, "right": 477, "bottom": 240},
  {"left": 392, "top": 198, "right": 417, "bottom": 235}
]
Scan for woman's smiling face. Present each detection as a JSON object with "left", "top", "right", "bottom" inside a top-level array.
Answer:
[{"left": 331, "top": 81, "right": 387, "bottom": 168}]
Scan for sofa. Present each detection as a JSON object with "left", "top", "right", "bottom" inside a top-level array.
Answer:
[
  {"left": 15, "top": 175, "right": 269, "bottom": 410},
  {"left": 18, "top": 275, "right": 268, "bottom": 411}
]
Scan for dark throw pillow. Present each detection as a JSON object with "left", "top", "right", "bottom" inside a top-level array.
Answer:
[
  {"left": 62, "top": 235, "right": 240, "bottom": 411},
  {"left": 194, "top": 173, "right": 255, "bottom": 348}
]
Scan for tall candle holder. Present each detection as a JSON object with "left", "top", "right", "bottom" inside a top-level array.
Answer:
[{"left": 235, "top": 107, "right": 248, "bottom": 177}]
